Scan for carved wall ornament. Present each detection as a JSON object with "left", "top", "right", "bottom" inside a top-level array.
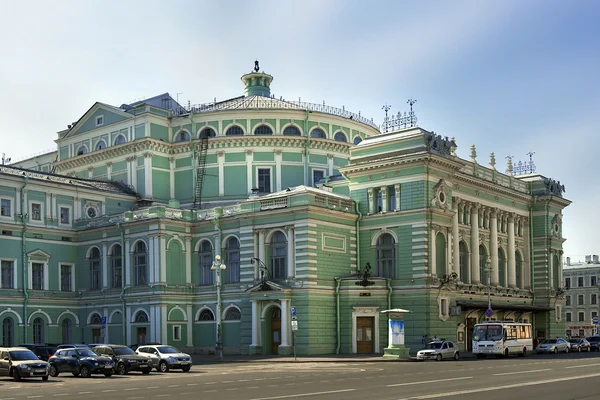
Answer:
[
  {"left": 217, "top": 151, "right": 225, "bottom": 157},
  {"left": 246, "top": 150, "right": 253, "bottom": 155},
  {"left": 431, "top": 179, "right": 450, "bottom": 210},
  {"left": 274, "top": 150, "right": 282, "bottom": 156}
]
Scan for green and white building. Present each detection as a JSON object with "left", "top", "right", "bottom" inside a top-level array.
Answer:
[{"left": 0, "top": 65, "right": 570, "bottom": 355}]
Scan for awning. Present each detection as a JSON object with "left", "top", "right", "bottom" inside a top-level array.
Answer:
[{"left": 456, "top": 300, "right": 553, "bottom": 312}]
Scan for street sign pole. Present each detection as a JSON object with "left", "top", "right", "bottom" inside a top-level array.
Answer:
[{"left": 291, "top": 307, "right": 298, "bottom": 361}]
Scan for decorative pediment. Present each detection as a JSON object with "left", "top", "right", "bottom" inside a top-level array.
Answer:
[
  {"left": 431, "top": 179, "right": 450, "bottom": 211},
  {"left": 61, "top": 102, "right": 132, "bottom": 139},
  {"left": 27, "top": 249, "right": 51, "bottom": 260},
  {"left": 246, "top": 280, "right": 290, "bottom": 293}
]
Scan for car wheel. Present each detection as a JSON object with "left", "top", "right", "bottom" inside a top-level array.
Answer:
[
  {"left": 588, "top": 347, "right": 591, "bottom": 352},
  {"left": 504, "top": 349, "right": 510, "bottom": 358},
  {"left": 116, "top": 363, "right": 127, "bottom": 375},
  {"left": 436, "top": 354, "right": 442, "bottom": 361},
  {"left": 80, "top": 365, "right": 90, "bottom": 378},
  {"left": 42, "top": 375, "right": 49, "bottom": 381},
  {"left": 12, "top": 369, "right": 21, "bottom": 382},
  {"left": 520, "top": 347, "right": 527, "bottom": 357},
  {"left": 104, "top": 372, "right": 113, "bottom": 377},
  {"left": 476, "top": 354, "right": 485, "bottom": 359},
  {"left": 49, "top": 365, "right": 59, "bottom": 377},
  {"left": 553, "top": 347, "right": 558, "bottom": 354},
  {"left": 72, "top": 372, "right": 80, "bottom": 377},
  {"left": 453, "top": 352, "right": 459, "bottom": 361},
  {"left": 159, "top": 361, "right": 169, "bottom": 372},
  {"left": 578, "top": 347, "right": 581, "bottom": 352},
  {"left": 182, "top": 365, "right": 191, "bottom": 372},
  {"left": 565, "top": 347, "right": 569, "bottom": 353},
  {"left": 142, "top": 368, "right": 151, "bottom": 375}
]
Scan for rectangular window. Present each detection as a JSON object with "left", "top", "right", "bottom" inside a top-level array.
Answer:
[
  {"left": 578, "top": 294, "right": 585, "bottom": 305},
  {"left": 257, "top": 168, "right": 271, "bottom": 193},
  {"left": 0, "top": 199, "right": 11, "bottom": 217},
  {"left": 566, "top": 296, "right": 571, "bottom": 306},
  {"left": 578, "top": 312, "right": 585, "bottom": 322},
  {"left": 61, "top": 265, "right": 72, "bottom": 291},
  {"left": 592, "top": 276, "right": 597, "bottom": 287},
  {"left": 95, "top": 115, "right": 104, "bottom": 126},
  {"left": 90, "top": 260, "right": 101, "bottom": 290},
  {"left": 592, "top": 311, "right": 598, "bottom": 319},
  {"left": 565, "top": 277, "right": 571, "bottom": 289},
  {"left": 388, "top": 186, "right": 396, "bottom": 211},
  {"left": 376, "top": 189, "right": 382, "bottom": 212},
  {"left": 566, "top": 312, "right": 572, "bottom": 322},
  {"left": 1, "top": 260, "right": 14, "bottom": 289},
  {"left": 60, "top": 207, "right": 70, "bottom": 225},
  {"left": 134, "top": 253, "right": 147, "bottom": 286},
  {"left": 32, "top": 263, "right": 44, "bottom": 290},
  {"left": 312, "top": 169, "right": 325, "bottom": 187},
  {"left": 592, "top": 294, "right": 598, "bottom": 305},
  {"left": 31, "top": 203, "right": 42, "bottom": 221},
  {"left": 173, "top": 325, "right": 181, "bottom": 341},
  {"left": 578, "top": 276, "right": 584, "bottom": 287}
]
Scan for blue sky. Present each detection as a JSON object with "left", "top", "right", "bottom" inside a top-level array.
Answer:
[{"left": 0, "top": 0, "right": 598, "bottom": 259}]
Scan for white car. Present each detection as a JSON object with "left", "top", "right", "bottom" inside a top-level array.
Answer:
[
  {"left": 416, "top": 341, "right": 460, "bottom": 361},
  {"left": 135, "top": 345, "right": 192, "bottom": 372}
]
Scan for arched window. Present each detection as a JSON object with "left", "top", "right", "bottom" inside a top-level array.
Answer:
[
  {"left": 198, "top": 240, "right": 213, "bottom": 286},
  {"left": 435, "top": 232, "right": 446, "bottom": 277},
  {"left": 225, "top": 126, "right": 244, "bottom": 136},
  {"left": 174, "top": 131, "right": 191, "bottom": 142},
  {"left": 516, "top": 251, "right": 523, "bottom": 289},
  {"left": 334, "top": 131, "right": 347, "bottom": 142},
  {"left": 134, "top": 241, "right": 147, "bottom": 286},
  {"left": 134, "top": 311, "right": 149, "bottom": 323},
  {"left": 270, "top": 231, "right": 287, "bottom": 280},
  {"left": 479, "top": 245, "right": 488, "bottom": 283},
  {"left": 225, "top": 237, "right": 240, "bottom": 284},
  {"left": 2, "top": 318, "right": 14, "bottom": 347},
  {"left": 376, "top": 233, "right": 396, "bottom": 278},
  {"left": 61, "top": 319, "right": 72, "bottom": 343},
  {"left": 199, "top": 309, "right": 215, "bottom": 321},
  {"left": 459, "top": 241, "right": 469, "bottom": 283},
  {"left": 199, "top": 127, "right": 216, "bottom": 138},
  {"left": 283, "top": 126, "right": 301, "bottom": 136},
  {"left": 90, "top": 313, "right": 102, "bottom": 325},
  {"left": 353, "top": 136, "right": 363, "bottom": 145},
  {"left": 110, "top": 244, "right": 122, "bottom": 288},
  {"left": 89, "top": 247, "right": 101, "bottom": 290},
  {"left": 498, "top": 248, "right": 507, "bottom": 287},
  {"left": 224, "top": 308, "right": 241, "bottom": 321},
  {"left": 95, "top": 140, "right": 107, "bottom": 151},
  {"left": 310, "top": 128, "right": 326, "bottom": 138},
  {"left": 254, "top": 125, "right": 273, "bottom": 135},
  {"left": 114, "top": 135, "right": 126, "bottom": 145},
  {"left": 76, "top": 145, "right": 88, "bottom": 156},
  {"left": 33, "top": 317, "right": 44, "bottom": 344}
]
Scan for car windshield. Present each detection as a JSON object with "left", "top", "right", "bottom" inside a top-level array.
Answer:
[
  {"left": 425, "top": 342, "right": 443, "bottom": 349},
  {"left": 156, "top": 346, "right": 178, "bottom": 354},
  {"left": 473, "top": 325, "right": 503, "bottom": 342},
  {"left": 77, "top": 349, "right": 97, "bottom": 357},
  {"left": 542, "top": 339, "right": 557, "bottom": 344},
  {"left": 113, "top": 347, "right": 135, "bottom": 355},
  {"left": 10, "top": 350, "right": 39, "bottom": 361},
  {"left": 568, "top": 339, "right": 580, "bottom": 344}
]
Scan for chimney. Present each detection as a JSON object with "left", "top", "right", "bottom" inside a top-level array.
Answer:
[
  {"left": 586, "top": 255, "right": 592, "bottom": 264},
  {"left": 566, "top": 257, "right": 571, "bottom": 266},
  {"left": 594, "top": 255, "right": 599, "bottom": 264}
]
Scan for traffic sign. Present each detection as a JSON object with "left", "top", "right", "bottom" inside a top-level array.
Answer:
[
  {"left": 593, "top": 316, "right": 599, "bottom": 325},
  {"left": 291, "top": 320, "right": 298, "bottom": 331},
  {"left": 485, "top": 308, "right": 493, "bottom": 318},
  {"left": 101, "top": 316, "right": 107, "bottom": 325},
  {"left": 290, "top": 307, "right": 296, "bottom": 317}
]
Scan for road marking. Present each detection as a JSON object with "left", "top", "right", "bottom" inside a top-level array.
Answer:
[
  {"left": 204, "top": 382, "right": 218, "bottom": 385},
  {"left": 27, "top": 397, "right": 42, "bottom": 399},
  {"left": 77, "top": 393, "right": 92, "bottom": 395},
  {"left": 52, "top": 395, "right": 68, "bottom": 397},
  {"left": 248, "top": 389, "right": 356, "bottom": 400},
  {"left": 102, "top": 390, "right": 117, "bottom": 393},
  {"left": 566, "top": 363, "right": 600, "bottom": 369},
  {"left": 147, "top": 387, "right": 159, "bottom": 389},
  {"left": 186, "top": 383, "right": 198, "bottom": 386},
  {"left": 124, "top": 388, "right": 139, "bottom": 391},
  {"left": 126, "top": 397, "right": 144, "bottom": 400},
  {"left": 494, "top": 369, "right": 551, "bottom": 376},
  {"left": 388, "top": 377, "right": 473, "bottom": 387},
  {"left": 167, "top": 385, "right": 180, "bottom": 388},
  {"left": 410, "top": 372, "right": 600, "bottom": 399}
]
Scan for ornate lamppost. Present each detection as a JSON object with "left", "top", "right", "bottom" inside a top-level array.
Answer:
[
  {"left": 212, "top": 255, "right": 226, "bottom": 361},
  {"left": 485, "top": 257, "right": 492, "bottom": 320}
]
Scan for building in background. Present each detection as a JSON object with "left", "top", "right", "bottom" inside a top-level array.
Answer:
[
  {"left": 563, "top": 256, "right": 600, "bottom": 338},
  {"left": 0, "top": 64, "right": 570, "bottom": 355}
]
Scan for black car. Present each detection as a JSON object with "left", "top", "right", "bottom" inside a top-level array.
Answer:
[
  {"left": 48, "top": 348, "right": 115, "bottom": 378},
  {"left": 55, "top": 344, "right": 90, "bottom": 351},
  {"left": 586, "top": 336, "right": 600, "bottom": 351},
  {"left": 92, "top": 345, "right": 151, "bottom": 375},
  {"left": 17, "top": 344, "right": 56, "bottom": 361}
]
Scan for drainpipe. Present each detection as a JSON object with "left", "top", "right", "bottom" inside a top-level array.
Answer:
[
  {"left": 117, "top": 222, "right": 126, "bottom": 343},
  {"left": 20, "top": 177, "right": 29, "bottom": 341},
  {"left": 386, "top": 278, "right": 392, "bottom": 311},
  {"left": 335, "top": 278, "right": 341, "bottom": 354},
  {"left": 303, "top": 109, "right": 310, "bottom": 186}
]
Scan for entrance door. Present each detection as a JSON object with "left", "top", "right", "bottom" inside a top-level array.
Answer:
[
  {"left": 356, "top": 317, "right": 374, "bottom": 354},
  {"left": 271, "top": 308, "right": 281, "bottom": 354},
  {"left": 137, "top": 327, "right": 147, "bottom": 344},
  {"left": 466, "top": 318, "right": 477, "bottom": 352},
  {"left": 92, "top": 328, "right": 101, "bottom": 343}
]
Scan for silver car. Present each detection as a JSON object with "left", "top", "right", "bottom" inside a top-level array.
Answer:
[
  {"left": 135, "top": 345, "right": 192, "bottom": 372},
  {"left": 536, "top": 338, "right": 570, "bottom": 354},
  {"left": 416, "top": 341, "right": 460, "bottom": 361}
]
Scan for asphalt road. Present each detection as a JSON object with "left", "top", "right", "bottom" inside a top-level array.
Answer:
[{"left": 2, "top": 352, "right": 600, "bottom": 400}]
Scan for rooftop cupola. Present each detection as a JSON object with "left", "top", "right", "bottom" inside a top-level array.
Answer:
[{"left": 241, "top": 60, "right": 273, "bottom": 97}]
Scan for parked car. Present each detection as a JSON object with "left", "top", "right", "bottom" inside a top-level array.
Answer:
[
  {"left": 92, "top": 345, "right": 151, "bottom": 375},
  {"left": 17, "top": 344, "right": 55, "bottom": 361},
  {"left": 586, "top": 336, "right": 600, "bottom": 351},
  {"left": 568, "top": 338, "right": 591, "bottom": 352},
  {"left": 130, "top": 342, "right": 161, "bottom": 352},
  {"left": 48, "top": 348, "right": 115, "bottom": 378},
  {"left": 536, "top": 338, "right": 570, "bottom": 354},
  {"left": 0, "top": 347, "right": 49, "bottom": 381},
  {"left": 416, "top": 341, "right": 460, "bottom": 361},
  {"left": 135, "top": 345, "right": 192, "bottom": 372}
]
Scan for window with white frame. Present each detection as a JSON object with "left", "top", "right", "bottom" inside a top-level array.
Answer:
[
  {"left": 578, "top": 311, "right": 585, "bottom": 322},
  {"left": 578, "top": 294, "right": 585, "bottom": 305},
  {"left": 566, "top": 295, "right": 571, "bottom": 306},
  {"left": 198, "top": 240, "right": 213, "bottom": 286},
  {"left": 566, "top": 312, "right": 572, "bottom": 322},
  {"left": 30, "top": 202, "right": 42, "bottom": 222},
  {"left": 1, "top": 260, "right": 15, "bottom": 289},
  {"left": 59, "top": 206, "right": 71, "bottom": 225},
  {"left": 134, "top": 241, "right": 147, "bottom": 286},
  {"left": 388, "top": 186, "right": 396, "bottom": 211},
  {"left": 592, "top": 276, "right": 597, "bottom": 287},
  {"left": 60, "top": 264, "right": 73, "bottom": 292},
  {"left": 438, "top": 296, "right": 450, "bottom": 320},
  {"left": 173, "top": 325, "right": 181, "bottom": 341},
  {"left": 270, "top": 231, "right": 287, "bottom": 280},
  {"left": 565, "top": 277, "right": 571, "bottom": 289},
  {"left": 592, "top": 293, "right": 598, "bottom": 305},
  {"left": 312, "top": 169, "right": 325, "bottom": 187},
  {"left": 95, "top": 115, "right": 104, "bottom": 126},
  {"left": 578, "top": 276, "right": 584, "bottom": 287},
  {"left": 224, "top": 237, "right": 240, "bottom": 284},
  {"left": 0, "top": 198, "right": 11, "bottom": 217},
  {"left": 31, "top": 262, "right": 44, "bottom": 290},
  {"left": 110, "top": 244, "right": 122, "bottom": 288},
  {"left": 592, "top": 311, "right": 598, "bottom": 320},
  {"left": 257, "top": 168, "right": 271, "bottom": 193}
]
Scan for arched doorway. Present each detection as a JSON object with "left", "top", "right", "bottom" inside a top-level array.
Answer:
[{"left": 270, "top": 308, "right": 281, "bottom": 355}]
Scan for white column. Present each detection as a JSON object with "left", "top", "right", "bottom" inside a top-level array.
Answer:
[
  {"left": 153, "top": 235, "right": 160, "bottom": 285},
  {"left": 126, "top": 306, "right": 132, "bottom": 345},
  {"left": 169, "top": 157, "right": 175, "bottom": 200},
  {"left": 280, "top": 300, "right": 290, "bottom": 347},
  {"left": 251, "top": 300, "right": 259, "bottom": 347},
  {"left": 275, "top": 150, "right": 282, "bottom": 192},
  {"left": 148, "top": 235, "right": 155, "bottom": 284},
  {"left": 367, "top": 188, "right": 374, "bottom": 214},
  {"left": 246, "top": 150, "right": 253, "bottom": 194},
  {"left": 186, "top": 304, "right": 193, "bottom": 347},
  {"left": 74, "top": 197, "right": 80, "bottom": 220},
  {"left": 131, "top": 157, "right": 138, "bottom": 189},
  {"left": 126, "top": 158, "right": 132, "bottom": 185},
  {"left": 218, "top": 151, "right": 225, "bottom": 197},
  {"left": 185, "top": 236, "right": 192, "bottom": 284},
  {"left": 394, "top": 184, "right": 401, "bottom": 211},
  {"left": 102, "top": 242, "right": 108, "bottom": 289},
  {"left": 125, "top": 238, "right": 131, "bottom": 287},
  {"left": 431, "top": 227, "right": 437, "bottom": 276},
  {"left": 446, "top": 229, "right": 453, "bottom": 276},
  {"left": 51, "top": 194, "right": 57, "bottom": 220},
  {"left": 88, "top": 167, "right": 93, "bottom": 179},
  {"left": 381, "top": 186, "right": 388, "bottom": 213},
  {"left": 161, "top": 304, "right": 167, "bottom": 345},
  {"left": 471, "top": 204, "right": 480, "bottom": 284},
  {"left": 45, "top": 193, "right": 51, "bottom": 219},
  {"left": 258, "top": 230, "right": 266, "bottom": 270},
  {"left": 452, "top": 200, "right": 460, "bottom": 276},
  {"left": 159, "top": 235, "right": 166, "bottom": 284},
  {"left": 107, "top": 162, "right": 112, "bottom": 180},
  {"left": 490, "top": 211, "right": 499, "bottom": 286},
  {"left": 287, "top": 226, "right": 294, "bottom": 278},
  {"left": 508, "top": 215, "right": 516, "bottom": 288},
  {"left": 327, "top": 153, "right": 334, "bottom": 176},
  {"left": 144, "top": 153, "right": 153, "bottom": 198}
]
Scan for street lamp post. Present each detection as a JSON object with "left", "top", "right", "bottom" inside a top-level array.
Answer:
[
  {"left": 212, "top": 255, "right": 226, "bottom": 361},
  {"left": 485, "top": 257, "right": 492, "bottom": 320}
]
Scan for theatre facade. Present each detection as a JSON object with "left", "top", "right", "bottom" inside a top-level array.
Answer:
[{"left": 0, "top": 65, "right": 570, "bottom": 354}]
